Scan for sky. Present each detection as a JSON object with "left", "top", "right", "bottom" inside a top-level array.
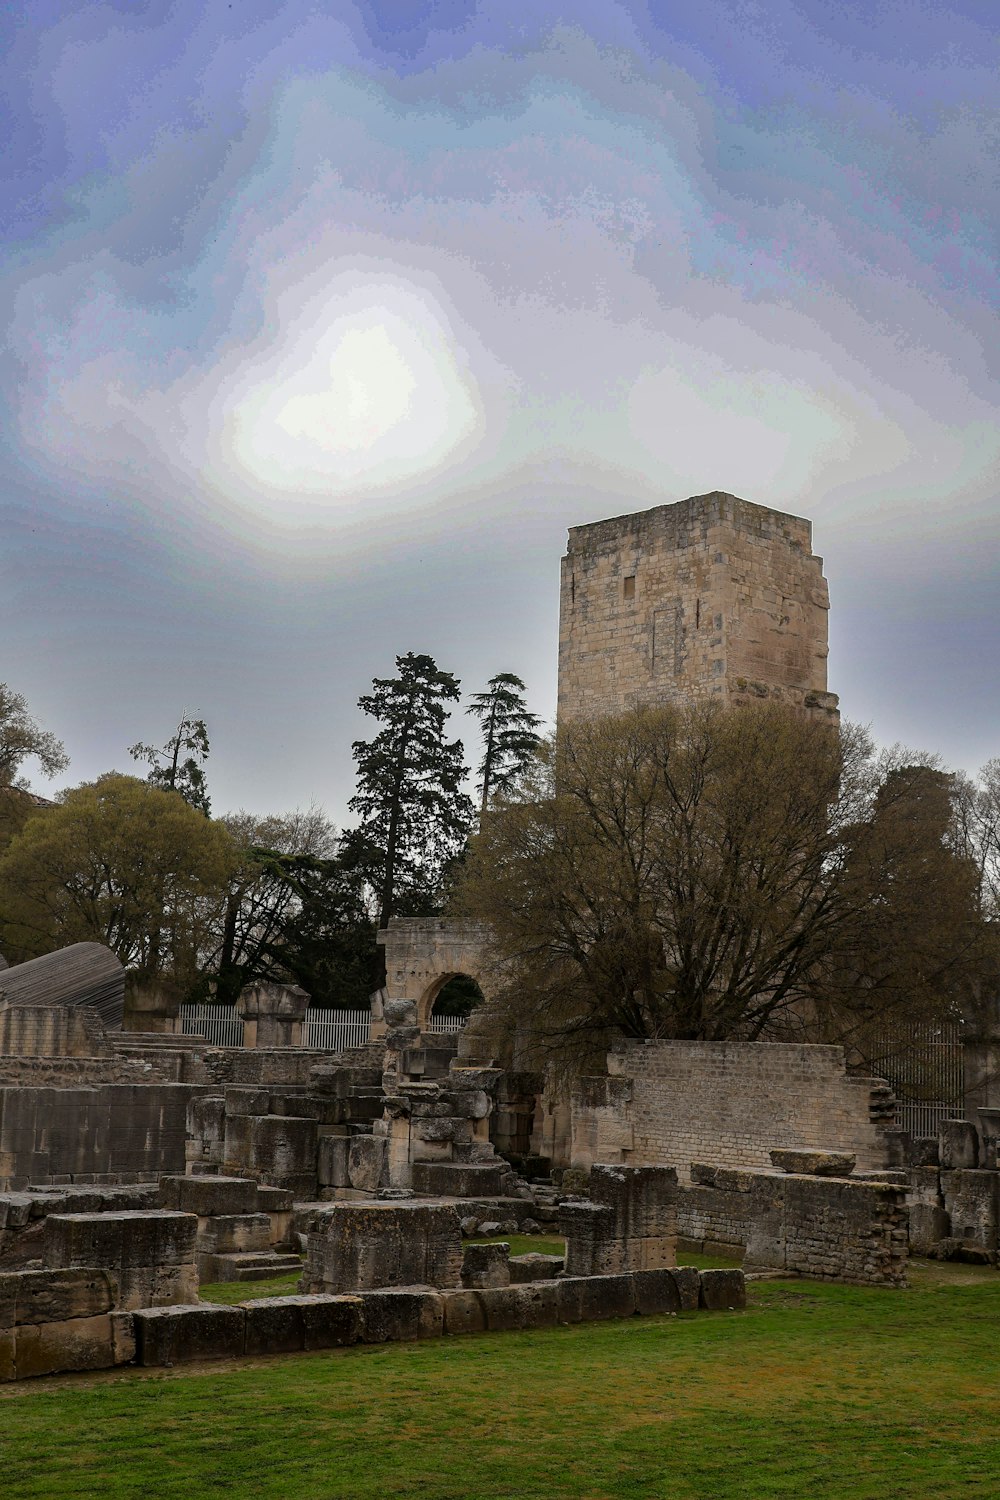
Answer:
[{"left": 2, "top": 0, "right": 997, "bottom": 823}]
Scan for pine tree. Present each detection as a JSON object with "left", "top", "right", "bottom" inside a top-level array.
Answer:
[
  {"left": 348, "top": 653, "right": 473, "bottom": 928},
  {"left": 467, "top": 673, "right": 541, "bottom": 814},
  {"left": 129, "top": 715, "right": 211, "bottom": 815}
]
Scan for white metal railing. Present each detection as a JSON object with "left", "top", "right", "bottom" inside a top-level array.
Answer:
[
  {"left": 870, "top": 1018, "right": 964, "bottom": 1139},
  {"left": 304, "top": 1008, "right": 372, "bottom": 1051},
  {"left": 426, "top": 1013, "right": 469, "bottom": 1033},
  {"left": 179, "top": 1002, "right": 244, "bottom": 1047}
]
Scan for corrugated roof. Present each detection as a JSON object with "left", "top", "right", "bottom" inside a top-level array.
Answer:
[{"left": 0, "top": 942, "right": 125, "bottom": 1029}]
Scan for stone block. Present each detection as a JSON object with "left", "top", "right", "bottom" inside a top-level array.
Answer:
[
  {"left": 910, "top": 1137, "right": 939, "bottom": 1168},
  {"left": 670, "top": 1266, "right": 701, "bottom": 1311},
  {"left": 477, "top": 1282, "right": 559, "bottom": 1332},
  {"left": 559, "top": 1202, "right": 616, "bottom": 1276},
  {"left": 44, "top": 1210, "right": 198, "bottom": 1270},
  {"left": 440, "top": 1289, "right": 486, "bottom": 1336},
  {"left": 256, "top": 1185, "right": 294, "bottom": 1212},
  {"left": 698, "top": 1269, "right": 747, "bottom": 1310},
  {"left": 348, "top": 1135, "right": 389, "bottom": 1193},
  {"left": 198, "top": 1214, "right": 271, "bottom": 1255},
  {"left": 941, "top": 1170, "right": 999, "bottom": 1252},
  {"left": 556, "top": 1274, "right": 635, "bottom": 1324},
  {"left": 938, "top": 1120, "right": 979, "bottom": 1171},
  {"left": 410, "top": 1162, "right": 504, "bottom": 1197},
  {"left": 303, "top": 1202, "right": 463, "bottom": 1294},
  {"left": 11, "top": 1312, "right": 127, "bottom": 1380},
  {"left": 909, "top": 1203, "right": 950, "bottom": 1256},
  {"left": 159, "top": 1174, "right": 259, "bottom": 1217},
  {"left": 508, "top": 1254, "right": 564, "bottom": 1283},
  {"left": 134, "top": 1304, "right": 246, "bottom": 1366},
  {"left": 317, "top": 1134, "right": 351, "bottom": 1189},
  {"left": 250, "top": 1116, "right": 318, "bottom": 1197},
  {"left": 359, "top": 1288, "right": 443, "bottom": 1342},
  {"left": 3, "top": 1268, "right": 116, "bottom": 1325},
  {"left": 299, "top": 1295, "right": 364, "bottom": 1350},
  {"left": 631, "top": 1268, "right": 682, "bottom": 1315},
  {"left": 769, "top": 1150, "right": 856, "bottom": 1177},
  {"left": 461, "top": 1242, "right": 510, "bottom": 1289},
  {"left": 242, "top": 1296, "right": 306, "bottom": 1356}
]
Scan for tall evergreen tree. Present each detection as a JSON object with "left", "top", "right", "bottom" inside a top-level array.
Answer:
[
  {"left": 467, "top": 673, "right": 541, "bottom": 814},
  {"left": 129, "top": 715, "right": 211, "bottom": 815},
  {"left": 348, "top": 653, "right": 473, "bottom": 929}
]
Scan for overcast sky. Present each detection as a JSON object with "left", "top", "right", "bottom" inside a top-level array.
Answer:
[{"left": 2, "top": 0, "right": 997, "bottom": 823}]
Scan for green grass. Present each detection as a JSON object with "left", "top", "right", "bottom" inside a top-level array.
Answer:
[
  {"left": 468, "top": 1233, "right": 565, "bottom": 1257},
  {"left": 3, "top": 1263, "right": 1000, "bottom": 1498},
  {"left": 201, "top": 1271, "right": 304, "bottom": 1304}
]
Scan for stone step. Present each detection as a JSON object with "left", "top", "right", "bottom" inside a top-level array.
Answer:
[{"left": 206, "top": 1252, "right": 302, "bottom": 1283}]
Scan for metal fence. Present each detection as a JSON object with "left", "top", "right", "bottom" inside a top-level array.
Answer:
[
  {"left": 869, "top": 1018, "right": 965, "bottom": 1138},
  {"left": 426, "top": 1013, "right": 469, "bottom": 1034},
  {"left": 179, "top": 1003, "right": 244, "bottom": 1047},
  {"left": 304, "top": 1008, "right": 372, "bottom": 1051}
]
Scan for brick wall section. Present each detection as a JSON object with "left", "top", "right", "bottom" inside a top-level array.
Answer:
[{"left": 571, "top": 1041, "right": 892, "bottom": 1175}]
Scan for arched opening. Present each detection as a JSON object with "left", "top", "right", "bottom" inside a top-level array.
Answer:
[{"left": 424, "top": 972, "right": 484, "bottom": 1033}]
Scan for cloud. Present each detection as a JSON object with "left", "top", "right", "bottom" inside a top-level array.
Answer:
[{"left": 3, "top": 10, "right": 997, "bottom": 566}]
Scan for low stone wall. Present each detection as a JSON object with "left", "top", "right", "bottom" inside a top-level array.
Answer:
[
  {"left": 131, "top": 1266, "right": 746, "bottom": 1369},
  {"left": 679, "top": 1163, "right": 909, "bottom": 1287},
  {"left": 570, "top": 1041, "right": 894, "bottom": 1175}
]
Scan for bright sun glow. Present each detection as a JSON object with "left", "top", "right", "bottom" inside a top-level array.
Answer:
[{"left": 211, "top": 275, "right": 482, "bottom": 498}]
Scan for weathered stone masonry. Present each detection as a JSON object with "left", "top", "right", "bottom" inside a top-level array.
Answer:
[
  {"left": 558, "top": 491, "right": 839, "bottom": 726},
  {"left": 568, "top": 1041, "right": 894, "bottom": 1175}
]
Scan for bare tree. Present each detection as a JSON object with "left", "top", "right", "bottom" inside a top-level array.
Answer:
[{"left": 455, "top": 702, "right": 984, "bottom": 1069}]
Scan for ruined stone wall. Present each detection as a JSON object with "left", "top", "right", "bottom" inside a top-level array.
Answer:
[
  {"left": 557, "top": 492, "right": 838, "bottom": 725},
  {"left": 0, "top": 1004, "right": 108, "bottom": 1059},
  {"left": 678, "top": 1165, "right": 908, "bottom": 1287},
  {"left": 0, "top": 1084, "right": 197, "bottom": 1189},
  {"left": 570, "top": 1041, "right": 892, "bottom": 1175}
]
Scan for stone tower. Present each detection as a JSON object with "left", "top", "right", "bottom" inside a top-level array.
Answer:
[{"left": 557, "top": 491, "right": 838, "bottom": 725}]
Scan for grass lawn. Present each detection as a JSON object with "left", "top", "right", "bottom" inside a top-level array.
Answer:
[{"left": 3, "top": 1265, "right": 999, "bottom": 1499}]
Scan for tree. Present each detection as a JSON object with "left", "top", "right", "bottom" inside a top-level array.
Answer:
[
  {"left": 0, "top": 774, "right": 234, "bottom": 992},
  {"left": 455, "top": 701, "right": 981, "bottom": 1069},
  {"left": 467, "top": 673, "right": 541, "bottom": 815},
  {"left": 130, "top": 715, "right": 211, "bottom": 815},
  {"left": 201, "top": 808, "right": 376, "bottom": 1007},
  {"left": 831, "top": 760, "right": 983, "bottom": 1038},
  {"left": 0, "top": 682, "right": 69, "bottom": 866},
  {"left": 347, "top": 653, "right": 474, "bottom": 929},
  {"left": 0, "top": 683, "right": 68, "bottom": 789}
]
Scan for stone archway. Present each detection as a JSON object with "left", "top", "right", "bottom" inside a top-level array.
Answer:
[{"left": 377, "top": 918, "right": 489, "bottom": 1028}]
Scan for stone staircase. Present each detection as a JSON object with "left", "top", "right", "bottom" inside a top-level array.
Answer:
[{"left": 204, "top": 1250, "right": 303, "bottom": 1283}]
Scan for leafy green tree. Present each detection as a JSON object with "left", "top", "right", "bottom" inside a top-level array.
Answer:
[
  {"left": 0, "top": 774, "right": 234, "bottom": 992},
  {"left": 347, "top": 653, "right": 473, "bottom": 929},
  {"left": 201, "top": 808, "right": 375, "bottom": 1007},
  {"left": 466, "top": 673, "right": 541, "bottom": 814},
  {"left": 129, "top": 715, "right": 211, "bottom": 815},
  {"left": 0, "top": 682, "right": 69, "bottom": 862},
  {"left": 0, "top": 682, "right": 68, "bottom": 789}
]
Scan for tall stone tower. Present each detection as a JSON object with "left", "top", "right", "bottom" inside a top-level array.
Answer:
[{"left": 557, "top": 491, "right": 838, "bottom": 725}]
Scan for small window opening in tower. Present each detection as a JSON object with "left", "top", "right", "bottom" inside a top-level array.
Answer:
[
  {"left": 696, "top": 598, "right": 701, "bottom": 628},
  {"left": 623, "top": 575, "right": 636, "bottom": 602}
]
